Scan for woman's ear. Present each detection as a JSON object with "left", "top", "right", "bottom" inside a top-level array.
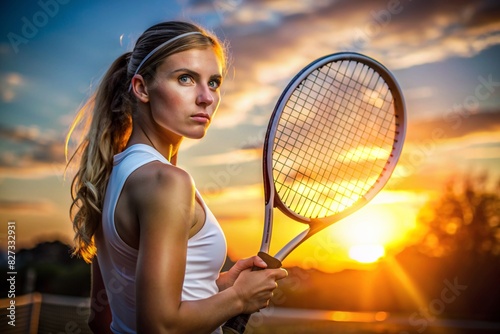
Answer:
[{"left": 131, "top": 74, "right": 149, "bottom": 103}]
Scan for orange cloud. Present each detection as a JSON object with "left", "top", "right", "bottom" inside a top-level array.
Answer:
[
  {"left": 0, "top": 125, "right": 66, "bottom": 180},
  {"left": 189, "top": 0, "right": 500, "bottom": 127},
  {"left": 0, "top": 199, "right": 56, "bottom": 215}
]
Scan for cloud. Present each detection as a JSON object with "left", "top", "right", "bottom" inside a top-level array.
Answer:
[
  {"left": 395, "top": 128, "right": 500, "bottom": 192},
  {"left": 0, "top": 124, "right": 66, "bottom": 179},
  {"left": 431, "top": 129, "right": 500, "bottom": 161},
  {"left": 392, "top": 110, "right": 500, "bottom": 190},
  {"left": 191, "top": 147, "right": 262, "bottom": 166},
  {"left": 0, "top": 199, "right": 55, "bottom": 215},
  {"left": 406, "top": 109, "right": 500, "bottom": 142},
  {"left": 461, "top": 144, "right": 500, "bottom": 160},
  {"left": 404, "top": 86, "right": 435, "bottom": 100},
  {"left": 0, "top": 124, "right": 44, "bottom": 144},
  {"left": 190, "top": 0, "right": 500, "bottom": 128},
  {"left": 0, "top": 72, "right": 24, "bottom": 102},
  {"left": 217, "top": 0, "right": 500, "bottom": 64},
  {"left": 0, "top": 163, "right": 65, "bottom": 180},
  {"left": 202, "top": 183, "right": 263, "bottom": 202}
]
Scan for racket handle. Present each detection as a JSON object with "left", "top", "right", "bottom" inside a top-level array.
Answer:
[
  {"left": 222, "top": 314, "right": 251, "bottom": 334},
  {"left": 256, "top": 251, "right": 282, "bottom": 269},
  {"left": 222, "top": 252, "right": 282, "bottom": 334}
]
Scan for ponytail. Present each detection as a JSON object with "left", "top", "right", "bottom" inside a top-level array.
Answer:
[{"left": 66, "top": 52, "right": 133, "bottom": 263}]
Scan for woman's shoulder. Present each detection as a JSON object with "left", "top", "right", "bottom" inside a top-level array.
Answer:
[
  {"left": 123, "top": 161, "right": 196, "bottom": 232},
  {"left": 127, "top": 160, "right": 194, "bottom": 196}
]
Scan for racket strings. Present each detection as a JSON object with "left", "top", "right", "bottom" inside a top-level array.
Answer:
[
  {"left": 317, "top": 63, "right": 388, "bottom": 208},
  {"left": 273, "top": 60, "right": 397, "bottom": 218}
]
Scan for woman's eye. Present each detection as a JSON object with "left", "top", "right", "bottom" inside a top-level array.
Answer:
[
  {"left": 178, "top": 75, "right": 194, "bottom": 85},
  {"left": 209, "top": 80, "right": 221, "bottom": 90}
]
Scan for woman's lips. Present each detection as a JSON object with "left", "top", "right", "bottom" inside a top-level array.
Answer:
[{"left": 191, "top": 113, "right": 211, "bottom": 123}]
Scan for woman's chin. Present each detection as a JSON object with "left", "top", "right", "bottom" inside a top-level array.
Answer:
[{"left": 186, "top": 130, "right": 207, "bottom": 140}]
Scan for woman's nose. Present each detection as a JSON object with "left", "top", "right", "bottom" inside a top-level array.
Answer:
[{"left": 196, "top": 85, "right": 215, "bottom": 106}]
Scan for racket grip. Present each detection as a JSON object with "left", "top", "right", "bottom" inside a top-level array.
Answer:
[
  {"left": 222, "top": 314, "right": 251, "bottom": 334},
  {"left": 222, "top": 252, "right": 282, "bottom": 334},
  {"left": 256, "top": 251, "right": 282, "bottom": 269}
]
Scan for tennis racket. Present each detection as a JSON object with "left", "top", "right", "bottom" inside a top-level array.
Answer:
[{"left": 222, "top": 52, "right": 406, "bottom": 334}]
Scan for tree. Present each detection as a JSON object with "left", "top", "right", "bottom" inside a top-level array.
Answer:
[{"left": 416, "top": 172, "right": 500, "bottom": 258}]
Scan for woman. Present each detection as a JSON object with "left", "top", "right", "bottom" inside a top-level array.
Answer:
[{"left": 66, "top": 21, "right": 287, "bottom": 334}]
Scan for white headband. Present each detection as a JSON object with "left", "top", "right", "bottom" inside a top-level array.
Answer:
[{"left": 128, "top": 31, "right": 203, "bottom": 92}]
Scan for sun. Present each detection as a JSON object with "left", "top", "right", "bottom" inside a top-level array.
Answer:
[
  {"left": 349, "top": 244, "right": 386, "bottom": 263},
  {"left": 328, "top": 195, "right": 419, "bottom": 265}
]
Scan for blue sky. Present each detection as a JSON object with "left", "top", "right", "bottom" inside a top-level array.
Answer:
[{"left": 1, "top": 0, "right": 500, "bottom": 270}]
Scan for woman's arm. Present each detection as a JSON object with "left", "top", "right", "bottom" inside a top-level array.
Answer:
[
  {"left": 88, "top": 257, "right": 112, "bottom": 334},
  {"left": 133, "top": 163, "right": 287, "bottom": 334}
]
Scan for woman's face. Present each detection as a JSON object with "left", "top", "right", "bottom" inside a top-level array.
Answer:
[{"left": 144, "top": 47, "right": 223, "bottom": 140}]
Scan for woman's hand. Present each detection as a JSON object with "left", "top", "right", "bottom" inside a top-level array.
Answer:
[
  {"left": 231, "top": 266, "right": 288, "bottom": 314},
  {"left": 217, "top": 256, "right": 268, "bottom": 291},
  {"left": 217, "top": 256, "right": 288, "bottom": 314}
]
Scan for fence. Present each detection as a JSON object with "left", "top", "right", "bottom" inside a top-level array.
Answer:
[{"left": 0, "top": 293, "right": 91, "bottom": 334}]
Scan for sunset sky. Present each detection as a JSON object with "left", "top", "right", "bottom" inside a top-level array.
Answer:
[{"left": 1, "top": 0, "right": 499, "bottom": 273}]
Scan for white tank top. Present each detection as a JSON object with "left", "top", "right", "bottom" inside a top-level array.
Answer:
[{"left": 96, "top": 144, "right": 227, "bottom": 334}]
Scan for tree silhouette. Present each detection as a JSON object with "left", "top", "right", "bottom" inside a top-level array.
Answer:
[{"left": 416, "top": 172, "right": 500, "bottom": 258}]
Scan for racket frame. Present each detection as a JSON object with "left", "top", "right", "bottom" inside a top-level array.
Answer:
[{"left": 259, "top": 52, "right": 406, "bottom": 261}]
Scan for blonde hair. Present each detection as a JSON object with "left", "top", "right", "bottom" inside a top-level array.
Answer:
[{"left": 66, "top": 21, "right": 227, "bottom": 263}]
